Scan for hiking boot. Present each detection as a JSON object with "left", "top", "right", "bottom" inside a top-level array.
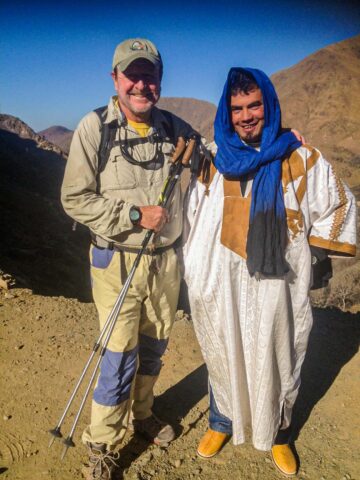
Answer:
[
  {"left": 132, "top": 414, "right": 175, "bottom": 447},
  {"left": 82, "top": 442, "right": 119, "bottom": 480}
]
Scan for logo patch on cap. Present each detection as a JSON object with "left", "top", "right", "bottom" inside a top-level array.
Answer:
[{"left": 131, "top": 41, "right": 147, "bottom": 51}]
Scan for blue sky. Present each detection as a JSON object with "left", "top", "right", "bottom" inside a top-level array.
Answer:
[{"left": 1, "top": 0, "right": 359, "bottom": 131}]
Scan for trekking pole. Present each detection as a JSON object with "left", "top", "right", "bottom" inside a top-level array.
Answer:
[{"left": 49, "top": 135, "right": 196, "bottom": 458}]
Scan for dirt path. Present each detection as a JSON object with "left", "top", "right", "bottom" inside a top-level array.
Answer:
[{"left": 0, "top": 288, "right": 359, "bottom": 480}]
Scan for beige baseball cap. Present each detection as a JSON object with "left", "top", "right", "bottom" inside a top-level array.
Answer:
[{"left": 112, "top": 38, "right": 162, "bottom": 72}]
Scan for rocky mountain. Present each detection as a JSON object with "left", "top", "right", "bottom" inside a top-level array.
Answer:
[
  {"left": 38, "top": 125, "right": 73, "bottom": 154},
  {"left": 39, "top": 98, "right": 216, "bottom": 154},
  {"left": 0, "top": 114, "right": 66, "bottom": 157},
  {"left": 271, "top": 34, "right": 360, "bottom": 187},
  {"left": 0, "top": 114, "right": 90, "bottom": 299}
]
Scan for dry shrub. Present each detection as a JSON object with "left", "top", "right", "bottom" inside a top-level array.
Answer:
[{"left": 312, "top": 262, "right": 360, "bottom": 311}]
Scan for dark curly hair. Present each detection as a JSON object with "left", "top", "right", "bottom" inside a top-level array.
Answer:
[{"left": 230, "top": 70, "right": 259, "bottom": 95}]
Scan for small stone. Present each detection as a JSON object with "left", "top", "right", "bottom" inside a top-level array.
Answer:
[
  {"left": 15, "top": 344, "right": 24, "bottom": 350},
  {"left": 174, "top": 459, "right": 181, "bottom": 468},
  {"left": 152, "top": 448, "right": 163, "bottom": 458},
  {"left": 137, "top": 452, "right": 152, "bottom": 466},
  {"left": 128, "top": 474, "right": 140, "bottom": 480},
  {"left": 265, "top": 457, "right": 272, "bottom": 463},
  {"left": 3, "top": 415, "right": 11, "bottom": 420}
]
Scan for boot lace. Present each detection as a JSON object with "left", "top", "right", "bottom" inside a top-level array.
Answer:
[{"left": 89, "top": 449, "right": 119, "bottom": 479}]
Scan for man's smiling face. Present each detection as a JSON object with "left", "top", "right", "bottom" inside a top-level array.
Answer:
[
  {"left": 230, "top": 87, "right": 264, "bottom": 144},
  {"left": 112, "top": 59, "right": 161, "bottom": 122}
]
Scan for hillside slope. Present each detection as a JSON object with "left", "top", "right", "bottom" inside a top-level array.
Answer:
[
  {"left": 0, "top": 115, "right": 90, "bottom": 300},
  {"left": 271, "top": 34, "right": 360, "bottom": 187},
  {"left": 158, "top": 97, "right": 216, "bottom": 140}
]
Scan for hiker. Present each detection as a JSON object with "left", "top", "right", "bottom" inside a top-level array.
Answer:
[
  {"left": 61, "top": 38, "right": 199, "bottom": 479},
  {"left": 183, "top": 67, "right": 356, "bottom": 476}
]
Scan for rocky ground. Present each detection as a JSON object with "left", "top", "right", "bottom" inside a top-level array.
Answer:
[{"left": 0, "top": 288, "right": 359, "bottom": 480}]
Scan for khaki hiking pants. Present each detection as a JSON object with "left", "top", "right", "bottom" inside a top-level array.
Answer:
[{"left": 82, "top": 245, "right": 180, "bottom": 447}]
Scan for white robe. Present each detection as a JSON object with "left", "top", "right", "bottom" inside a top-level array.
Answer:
[{"left": 183, "top": 145, "right": 356, "bottom": 450}]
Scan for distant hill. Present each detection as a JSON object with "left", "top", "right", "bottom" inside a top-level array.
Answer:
[
  {"left": 271, "top": 34, "right": 360, "bottom": 187},
  {"left": 38, "top": 125, "right": 73, "bottom": 154},
  {"left": 39, "top": 97, "right": 217, "bottom": 154}
]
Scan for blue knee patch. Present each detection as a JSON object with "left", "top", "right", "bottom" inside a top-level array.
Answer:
[
  {"left": 94, "top": 346, "right": 138, "bottom": 406},
  {"left": 91, "top": 246, "right": 114, "bottom": 269},
  {"left": 138, "top": 334, "right": 169, "bottom": 376}
]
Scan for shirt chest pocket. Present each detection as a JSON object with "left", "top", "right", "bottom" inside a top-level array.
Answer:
[
  {"left": 114, "top": 155, "right": 138, "bottom": 189},
  {"left": 100, "top": 153, "right": 137, "bottom": 190}
]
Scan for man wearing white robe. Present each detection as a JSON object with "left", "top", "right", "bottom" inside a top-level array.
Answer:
[{"left": 183, "top": 68, "right": 356, "bottom": 476}]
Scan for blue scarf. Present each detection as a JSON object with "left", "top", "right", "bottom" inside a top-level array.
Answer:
[{"left": 214, "top": 67, "right": 301, "bottom": 276}]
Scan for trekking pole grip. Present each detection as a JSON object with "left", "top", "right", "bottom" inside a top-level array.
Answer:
[
  {"left": 171, "top": 137, "right": 186, "bottom": 164},
  {"left": 181, "top": 136, "right": 197, "bottom": 166}
]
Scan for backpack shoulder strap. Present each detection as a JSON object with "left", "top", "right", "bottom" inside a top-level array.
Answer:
[
  {"left": 159, "top": 109, "right": 176, "bottom": 146},
  {"left": 93, "top": 106, "right": 118, "bottom": 193}
]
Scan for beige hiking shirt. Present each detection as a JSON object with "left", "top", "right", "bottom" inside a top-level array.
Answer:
[{"left": 61, "top": 97, "right": 197, "bottom": 248}]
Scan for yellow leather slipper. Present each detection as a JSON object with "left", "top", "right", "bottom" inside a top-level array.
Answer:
[
  {"left": 197, "top": 428, "right": 230, "bottom": 458},
  {"left": 271, "top": 444, "right": 297, "bottom": 476}
]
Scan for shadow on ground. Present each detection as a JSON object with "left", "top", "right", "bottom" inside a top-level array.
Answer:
[
  {"left": 291, "top": 306, "right": 360, "bottom": 440},
  {"left": 113, "top": 364, "right": 208, "bottom": 478},
  {"left": 154, "top": 363, "right": 208, "bottom": 424}
]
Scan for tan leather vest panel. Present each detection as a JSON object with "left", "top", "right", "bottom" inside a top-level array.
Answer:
[{"left": 221, "top": 179, "right": 251, "bottom": 259}]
